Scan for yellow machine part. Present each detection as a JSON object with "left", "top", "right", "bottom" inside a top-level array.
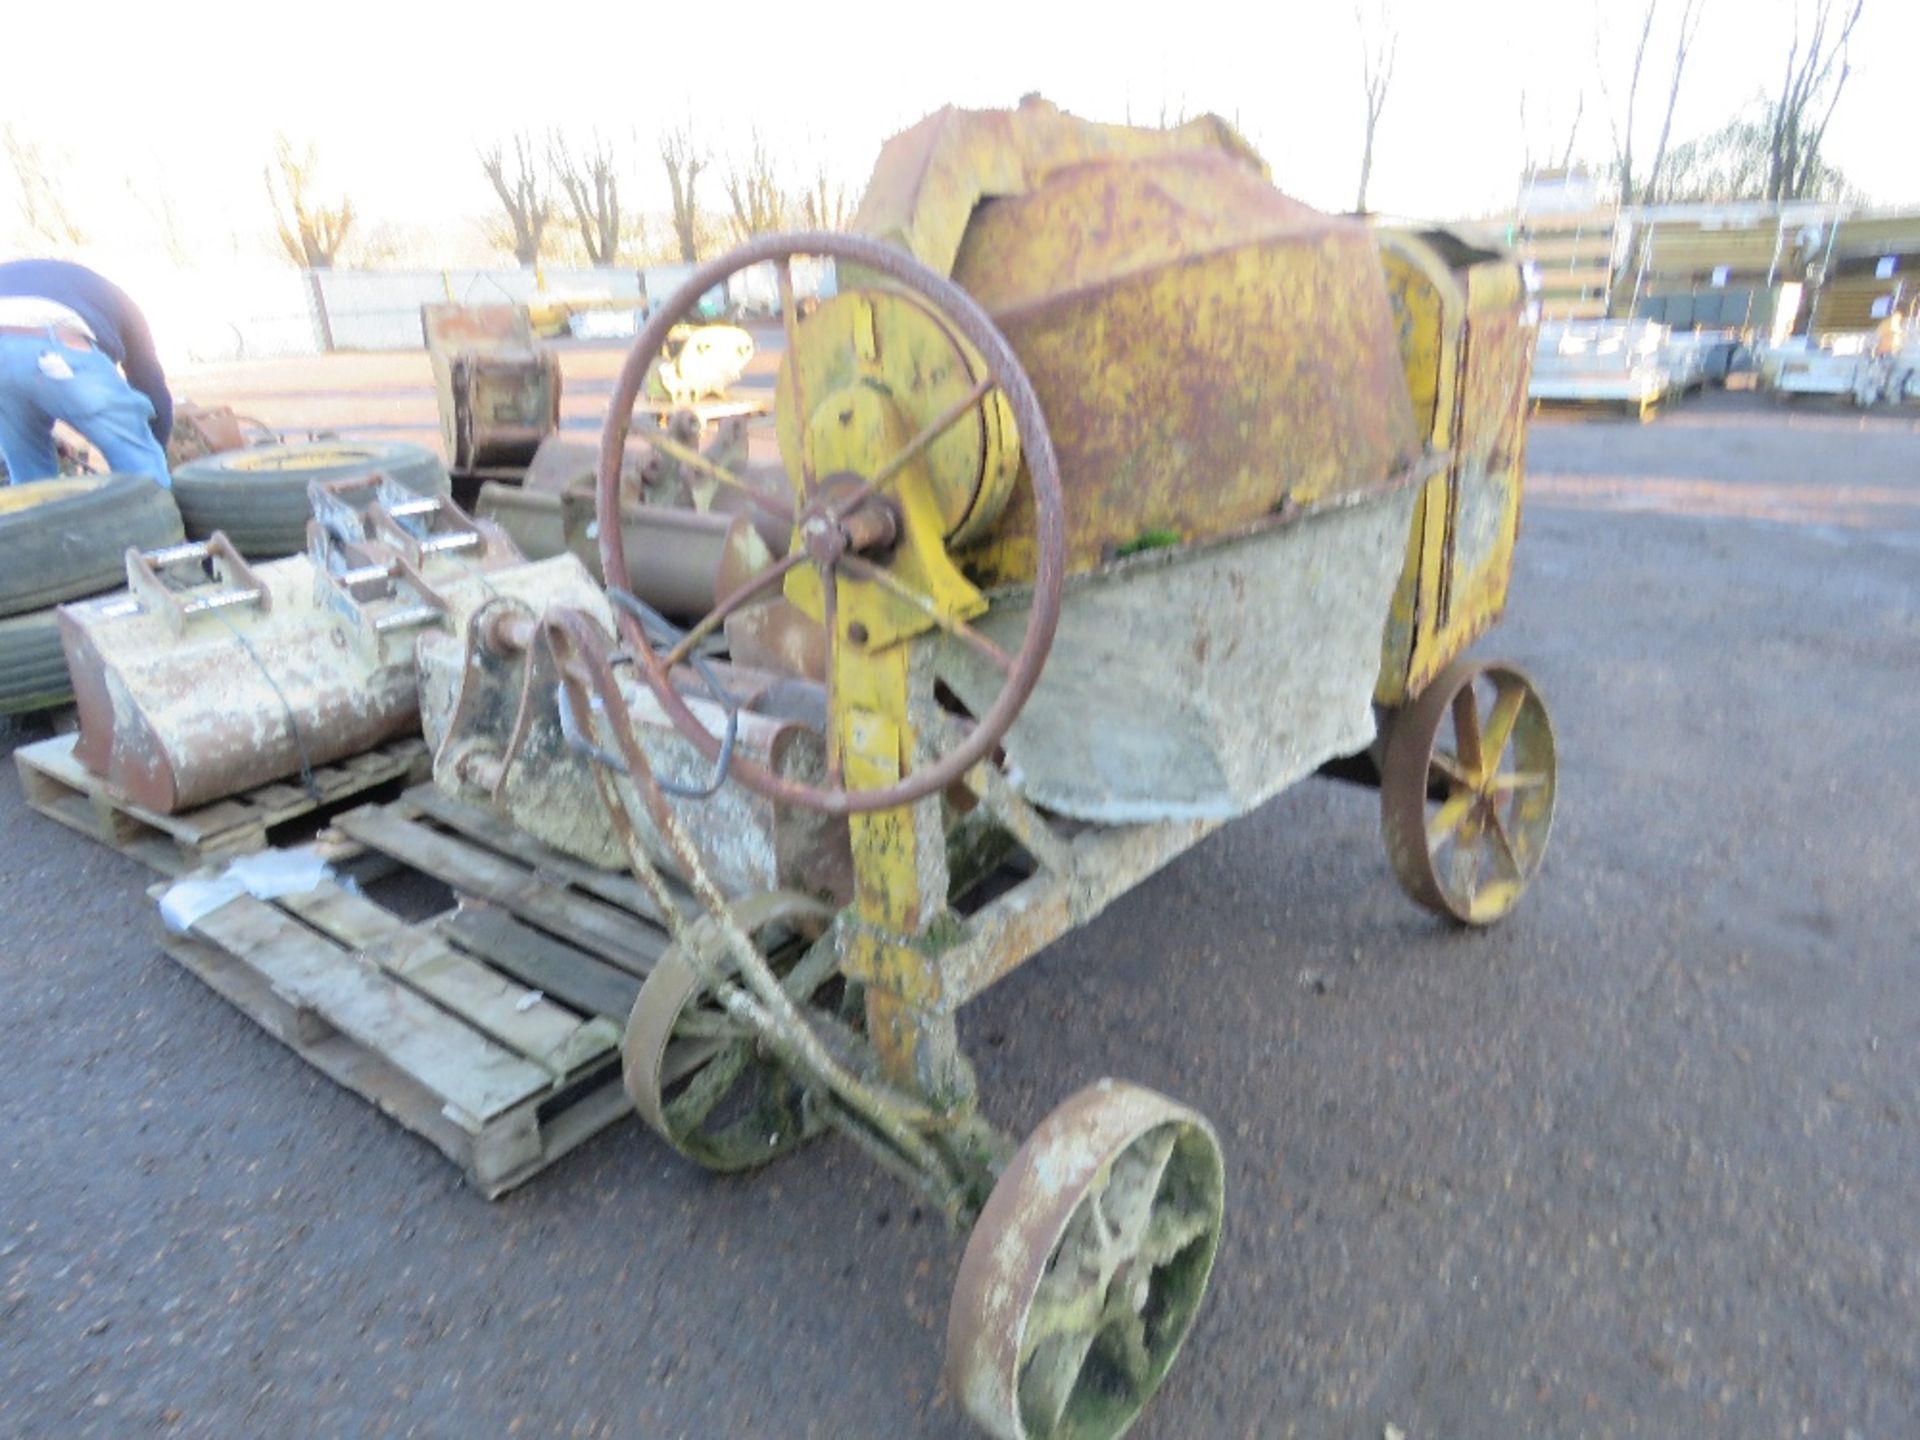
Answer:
[
  {"left": 774, "top": 288, "right": 1020, "bottom": 548},
  {"left": 851, "top": 95, "right": 1269, "bottom": 281},
  {"left": 1374, "top": 228, "right": 1535, "bottom": 706},
  {"left": 767, "top": 105, "right": 1483, "bottom": 1099},
  {"left": 840, "top": 98, "right": 1421, "bottom": 586}
]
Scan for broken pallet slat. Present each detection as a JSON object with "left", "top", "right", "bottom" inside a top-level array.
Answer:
[
  {"left": 162, "top": 931, "right": 518, "bottom": 1176},
  {"left": 368, "top": 928, "right": 618, "bottom": 1078},
  {"left": 150, "top": 785, "right": 665, "bottom": 1197},
  {"left": 278, "top": 880, "right": 618, "bottom": 1076},
  {"left": 442, "top": 903, "right": 643, "bottom": 1023},
  {"left": 188, "top": 893, "right": 551, "bottom": 1125},
  {"left": 160, "top": 924, "right": 626, "bottom": 1197},
  {"left": 334, "top": 804, "right": 668, "bottom": 973}
]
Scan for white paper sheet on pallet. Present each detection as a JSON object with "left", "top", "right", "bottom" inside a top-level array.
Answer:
[{"left": 158, "top": 846, "right": 336, "bottom": 934}]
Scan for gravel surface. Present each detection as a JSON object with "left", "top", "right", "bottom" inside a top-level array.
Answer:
[{"left": 1, "top": 392, "right": 1915, "bottom": 1439}]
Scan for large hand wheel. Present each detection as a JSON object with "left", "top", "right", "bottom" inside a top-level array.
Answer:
[
  {"left": 1381, "top": 655, "right": 1557, "bottom": 925},
  {"left": 596, "top": 232, "right": 1066, "bottom": 817},
  {"left": 947, "top": 1081, "right": 1225, "bottom": 1440},
  {"left": 621, "top": 891, "right": 840, "bottom": 1172}
]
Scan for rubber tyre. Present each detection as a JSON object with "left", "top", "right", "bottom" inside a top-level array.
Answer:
[
  {"left": 171, "top": 440, "right": 450, "bottom": 558},
  {"left": 0, "top": 475, "right": 184, "bottom": 619},
  {"left": 0, "top": 608, "right": 73, "bottom": 715}
]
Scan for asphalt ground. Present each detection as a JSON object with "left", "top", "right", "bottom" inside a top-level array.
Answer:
[{"left": 1, "top": 385, "right": 1916, "bottom": 1439}]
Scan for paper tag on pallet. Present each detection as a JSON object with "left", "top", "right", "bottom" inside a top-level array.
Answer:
[{"left": 159, "top": 847, "right": 336, "bottom": 934}]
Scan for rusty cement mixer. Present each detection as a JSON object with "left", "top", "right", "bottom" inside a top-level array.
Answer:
[{"left": 421, "top": 98, "right": 1558, "bottom": 1440}]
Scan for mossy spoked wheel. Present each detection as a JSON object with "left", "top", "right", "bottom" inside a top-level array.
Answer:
[
  {"left": 1381, "top": 655, "right": 1556, "bottom": 925},
  {"left": 947, "top": 1081, "right": 1225, "bottom": 1440},
  {"left": 621, "top": 891, "right": 841, "bottom": 1172}
]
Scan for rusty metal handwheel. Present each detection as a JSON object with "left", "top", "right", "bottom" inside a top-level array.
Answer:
[
  {"left": 597, "top": 231, "right": 1066, "bottom": 817},
  {"left": 1381, "top": 656, "right": 1557, "bottom": 925},
  {"left": 947, "top": 1081, "right": 1225, "bottom": 1440},
  {"left": 621, "top": 891, "right": 839, "bottom": 1172}
]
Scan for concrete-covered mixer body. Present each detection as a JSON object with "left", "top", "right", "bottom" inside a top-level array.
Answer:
[{"left": 801, "top": 99, "right": 1447, "bottom": 820}]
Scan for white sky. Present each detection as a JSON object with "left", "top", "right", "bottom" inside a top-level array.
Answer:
[{"left": 3, "top": 0, "right": 1914, "bottom": 269}]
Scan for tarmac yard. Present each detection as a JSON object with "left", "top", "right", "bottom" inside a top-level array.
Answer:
[{"left": 1, "top": 366, "right": 1916, "bottom": 1438}]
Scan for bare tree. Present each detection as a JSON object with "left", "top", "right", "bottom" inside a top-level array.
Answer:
[
  {"left": 1353, "top": 2, "right": 1398, "bottom": 212},
  {"left": 800, "top": 166, "right": 853, "bottom": 232},
  {"left": 1561, "top": 92, "right": 1587, "bottom": 170},
  {"left": 479, "top": 133, "right": 552, "bottom": 268},
  {"left": 5, "top": 125, "right": 87, "bottom": 246},
  {"left": 1596, "top": 2, "right": 1660, "bottom": 208},
  {"left": 1595, "top": 0, "right": 1711, "bottom": 207},
  {"left": 551, "top": 132, "right": 624, "bottom": 265},
  {"left": 1764, "top": 0, "right": 1865, "bottom": 201},
  {"left": 724, "top": 131, "right": 786, "bottom": 243},
  {"left": 265, "top": 135, "right": 354, "bottom": 269},
  {"left": 660, "top": 124, "right": 707, "bottom": 264},
  {"left": 1643, "top": 0, "right": 1707, "bottom": 202},
  {"left": 1519, "top": 84, "right": 1589, "bottom": 179}
]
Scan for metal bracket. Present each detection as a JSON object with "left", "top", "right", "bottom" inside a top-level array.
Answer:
[{"left": 124, "top": 535, "right": 271, "bottom": 637}]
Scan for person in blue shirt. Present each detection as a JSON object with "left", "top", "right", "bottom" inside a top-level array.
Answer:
[{"left": 0, "top": 259, "right": 174, "bottom": 486}]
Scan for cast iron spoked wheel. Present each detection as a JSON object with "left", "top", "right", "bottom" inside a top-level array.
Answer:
[
  {"left": 1380, "top": 655, "right": 1557, "bottom": 926},
  {"left": 621, "top": 891, "right": 841, "bottom": 1172},
  {"left": 946, "top": 1081, "right": 1226, "bottom": 1440},
  {"left": 595, "top": 231, "right": 1067, "bottom": 818}
]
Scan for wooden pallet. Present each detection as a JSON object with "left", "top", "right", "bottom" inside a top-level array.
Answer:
[
  {"left": 14, "top": 733, "right": 432, "bottom": 876},
  {"left": 156, "top": 785, "right": 672, "bottom": 1197}
]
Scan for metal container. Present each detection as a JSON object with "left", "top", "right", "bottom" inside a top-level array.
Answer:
[{"left": 849, "top": 98, "right": 1423, "bottom": 588}]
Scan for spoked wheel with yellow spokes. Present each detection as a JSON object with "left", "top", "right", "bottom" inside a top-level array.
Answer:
[{"left": 1381, "top": 655, "right": 1557, "bottom": 925}]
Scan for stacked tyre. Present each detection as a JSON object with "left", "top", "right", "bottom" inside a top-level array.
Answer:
[
  {"left": 0, "top": 476, "right": 186, "bottom": 716},
  {"left": 170, "top": 440, "right": 450, "bottom": 558}
]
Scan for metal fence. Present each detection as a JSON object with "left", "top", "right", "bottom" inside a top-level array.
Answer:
[{"left": 160, "top": 260, "right": 838, "bottom": 364}]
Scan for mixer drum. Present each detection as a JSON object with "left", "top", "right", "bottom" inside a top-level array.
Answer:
[
  {"left": 852, "top": 100, "right": 1422, "bottom": 587},
  {"left": 847, "top": 102, "right": 1433, "bottom": 820}
]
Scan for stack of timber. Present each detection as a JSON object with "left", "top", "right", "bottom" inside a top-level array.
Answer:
[
  {"left": 1513, "top": 206, "right": 1619, "bottom": 321},
  {"left": 156, "top": 784, "right": 667, "bottom": 1196},
  {"left": 1810, "top": 213, "right": 1920, "bottom": 334}
]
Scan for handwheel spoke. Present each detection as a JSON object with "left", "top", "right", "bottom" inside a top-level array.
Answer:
[
  {"left": 598, "top": 233, "right": 1065, "bottom": 818},
  {"left": 1479, "top": 678, "right": 1528, "bottom": 769},
  {"left": 662, "top": 548, "right": 809, "bottom": 669},
  {"left": 777, "top": 260, "right": 816, "bottom": 498},
  {"left": 833, "top": 375, "right": 997, "bottom": 519},
  {"left": 1426, "top": 790, "right": 1475, "bottom": 849},
  {"left": 1429, "top": 750, "right": 1474, "bottom": 789},
  {"left": 642, "top": 427, "right": 795, "bottom": 525},
  {"left": 838, "top": 554, "right": 1013, "bottom": 671}
]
